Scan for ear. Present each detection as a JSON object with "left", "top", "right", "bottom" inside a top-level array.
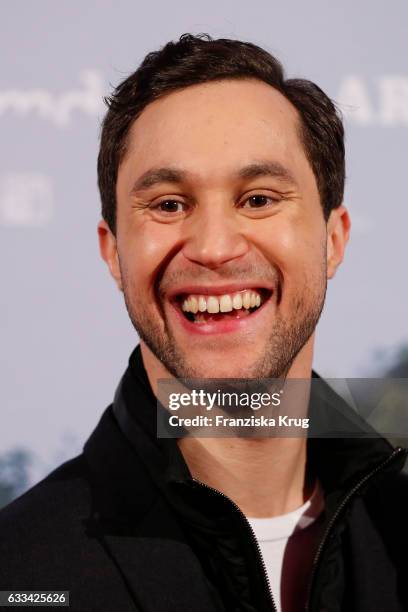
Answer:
[
  {"left": 326, "top": 205, "right": 351, "bottom": 279},
  {"left": 97, "top": 220, "right": 123, "bottom": 291}
]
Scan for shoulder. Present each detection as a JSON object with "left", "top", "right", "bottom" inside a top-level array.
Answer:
[
  {"left": 0, "top": 453, "right": 91, "bottom": 529},
  {"left": 362, "top": 467, "right": 408, "bottom": 542},
  {"left": 372, "top": 467, "right": 408, "bottom": 508},
  {"left": 0, "top": 454, "right": 93, "bottom": 585}
]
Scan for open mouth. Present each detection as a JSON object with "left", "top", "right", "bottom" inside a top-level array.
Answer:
[{"left": 176, "top": 288, "right": 272, "bottom": 324}]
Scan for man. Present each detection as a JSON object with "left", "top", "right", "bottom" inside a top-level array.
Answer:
[{"left": 0, "top": 34, "right": 407, "bottom": 612}]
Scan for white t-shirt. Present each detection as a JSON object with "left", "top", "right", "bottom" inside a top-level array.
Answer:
[{"left": 247, "top": 482, "right": 325, "bottom": 612}]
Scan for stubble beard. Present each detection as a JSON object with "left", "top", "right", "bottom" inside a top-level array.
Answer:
[{"left": 119, "top": 259, "right": 327, "bottom": 381}]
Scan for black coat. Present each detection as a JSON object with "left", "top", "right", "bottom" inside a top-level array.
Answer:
[{"left": 1, "top": 346, "right": 408, "bottom": 611}]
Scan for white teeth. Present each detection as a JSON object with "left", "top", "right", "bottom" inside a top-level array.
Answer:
[
  {"left": 242, "top": 292, "right": 251, "bottom": 309},
  {"left": 181, "top": 289, "right": 265, "bottom": 314},
  {"left": 207, "top": 296, "right": 220, "bottom": 313},
  {"left": 190, "top": 296, "right": 198, "bottom": 314},
  {"left": 220, "top": 295, "right": 233, "bottom": 312},
  {"left": 232, "top": 293, "right": 243, "bottom": 310},
  {"left": 182, "top": 297, "right": 191, "bottom": 312},
  {"left": 198, "top": 296, "right": 207, "bottom": 312}
]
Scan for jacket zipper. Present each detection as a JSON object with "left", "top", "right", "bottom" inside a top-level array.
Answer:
[
  {"left": 190, "top": 477, "right": 277, "bottom": 612},
  {"left": 187, "top": 446, "right": 406, "bottom": 612},
  {"left": 304, "top": 446, "right": 407, "bottom": 612}
]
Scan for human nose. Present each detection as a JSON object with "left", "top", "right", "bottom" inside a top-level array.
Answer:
[{"left": 181, "top": 202, "right": 249, "bottom": 268}]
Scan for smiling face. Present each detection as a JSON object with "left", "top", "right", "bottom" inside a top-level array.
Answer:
[{"left": 99, "top": 78, "right": 349, "bottom": 380}]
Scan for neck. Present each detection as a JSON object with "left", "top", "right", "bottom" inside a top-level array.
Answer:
[
  {"left": 141, "top": 338, "right": 315, "bottom": 517},
  {"left": 178, "top": 436, "right": 312, "bottom": 517}
]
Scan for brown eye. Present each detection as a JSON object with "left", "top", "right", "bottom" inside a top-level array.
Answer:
[
  {"left": 247, "top": 195, "right": 271, "bottom": 208},
  {"left": 159, "top": 200, "right": 182, "bottom": 213},
  {"left": 241, "top": 194, "right": 278, "bottom": 209}
]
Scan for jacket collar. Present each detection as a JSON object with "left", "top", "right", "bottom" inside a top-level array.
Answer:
[
  {"left": 82, "top": 346, "right": 407, "bottom": 611},
  {"left": 85, "top": 344, "right": 406, "bottom": 521},
  {"left": 127, "top": 345, "right": 405, "bottom": 489}
]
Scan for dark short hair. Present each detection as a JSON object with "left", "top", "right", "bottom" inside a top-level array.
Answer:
[{"left": 98, "top": 34, "right": 345, "bottom": 234}]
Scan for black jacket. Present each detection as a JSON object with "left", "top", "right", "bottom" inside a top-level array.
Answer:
[{"left": 1, "top": 346, "right": 408, "bottom": 612}]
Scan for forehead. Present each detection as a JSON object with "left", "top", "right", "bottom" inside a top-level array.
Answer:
[{"left": 121, "top": 79, "right": 309, "bottom": 185}]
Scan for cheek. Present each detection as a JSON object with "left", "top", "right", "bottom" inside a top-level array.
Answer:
[
  {"left": 251, "top": 217, "right": 326, "bottom": 286},
  {"left": 122, "top": 220, "right": 181, "bottom": 290}
]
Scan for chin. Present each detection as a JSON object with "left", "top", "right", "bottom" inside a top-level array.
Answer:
[{"left": 180, "top": 355, "right": 263, "bottom": 380}]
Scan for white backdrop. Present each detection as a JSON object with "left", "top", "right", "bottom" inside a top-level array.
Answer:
[{"left": 1, "top": 0, "right": 407, "bottom": 483}]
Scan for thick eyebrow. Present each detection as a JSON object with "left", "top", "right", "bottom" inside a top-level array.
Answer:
[
  {"left": 130, "top": 167, "right": 186, "bottom": 194},
  {"left": 130, "top": 160, "right": 297, "bottom": 195},
  {"left": 237, "top": 161, "right": 297, "bottom": 186}
]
